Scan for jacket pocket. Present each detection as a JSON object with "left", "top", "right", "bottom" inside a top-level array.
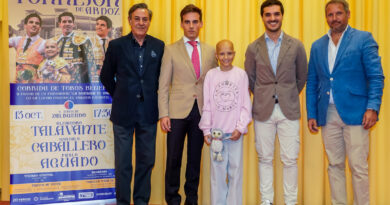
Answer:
[{"left": 348, "top": 86, "right": 368, "bottom": 97}]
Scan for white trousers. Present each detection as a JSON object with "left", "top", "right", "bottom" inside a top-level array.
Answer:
[
  {"left": 254, "top": 104, "right": 300, "bottom": 205},
  {"left": 210, "top": 136, "right": 243, "bottom": 205},
  {"left": 322, "top": 104, "right": 369, "bottom": 205}
]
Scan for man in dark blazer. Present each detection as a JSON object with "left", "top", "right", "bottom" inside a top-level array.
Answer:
[
  {"left": 244, "top": 1, "right": 307, "bottom": 204},
  {"left": 100, "top": 3, "right": 164, "bottom": 205},
  {"left": 306, "top": 0, "right": 384, "bottom": 204}
]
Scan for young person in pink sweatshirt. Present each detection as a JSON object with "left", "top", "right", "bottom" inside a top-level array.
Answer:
[{"left": 199, "top": 40, "right": 252, "bottom": 205}]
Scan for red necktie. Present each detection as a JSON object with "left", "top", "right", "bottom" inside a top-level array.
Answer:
[{"left": 188, "top": 41, "right": 200, "bottom": 79}]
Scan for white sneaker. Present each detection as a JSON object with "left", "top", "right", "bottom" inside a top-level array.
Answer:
[{"left": 260, "top": 200, "right": 273, "bottom": 205}]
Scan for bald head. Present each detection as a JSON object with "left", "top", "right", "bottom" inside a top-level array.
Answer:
[
  {"left": 215, "top": 39, "right": 235, "bottom": 70},
  {"left": 216, "top": 39, "right": 234, "bottom": 53},
  {"left": 44, "top": 39, "right": 59, "bottom": 59}
]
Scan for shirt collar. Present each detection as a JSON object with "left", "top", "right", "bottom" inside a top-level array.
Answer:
[
  {"left": 25, "top": 34, "right": 40, "bottom": 41},
  {"left": 60, "top": 32, "right": 74, "bottom": 39},
  {"left": 130, "top": 32, "right": 147, "bottom": 47},
  {"left": 183, "top": 36, "right": 200, "bottom": 45},
  {"left": 96, "top": 35, "right": 107, "bottom": 41},
  {"left": 327, "top": 25, "right": 349, "bottom": 39},
  {"left": 265, "top": 31, "right": 284, "bottom": 43}
]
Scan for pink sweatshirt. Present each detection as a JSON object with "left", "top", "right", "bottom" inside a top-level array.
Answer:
[{"left": 199, "top": 66, "right": 252, "bottom": 136}]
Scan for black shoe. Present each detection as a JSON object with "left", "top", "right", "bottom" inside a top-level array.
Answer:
[{"left": 184, "top": 200, "right": 198, "bottom": 205}]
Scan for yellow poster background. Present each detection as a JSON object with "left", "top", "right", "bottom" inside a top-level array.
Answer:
[{"left": 1, "top": 0, "right": 390, "bottom": 204}]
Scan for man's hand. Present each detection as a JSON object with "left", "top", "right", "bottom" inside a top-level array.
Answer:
[
  {"left": 308, "top": 119, "right": 319, "bottom": 133},
  {"left": 204, "top": 135, "right": 211, "bottom": 145},
  {"left": 160, "top": 117, "right": 171, "bottom": 132},
  {"left": 362, "top": 109, "right": 378, "bottom": 129},
  {"left": 230, "top": 129, "right": 242, "bottom": 141}
]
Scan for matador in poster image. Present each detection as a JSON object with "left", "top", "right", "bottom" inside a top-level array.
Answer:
[{"left": 52, "top": 11, "right": 95, "bottom": 83}]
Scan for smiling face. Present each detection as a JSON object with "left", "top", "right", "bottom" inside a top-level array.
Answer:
[
  {"left": 44, "top": 40, "right": 59, "bottom": 59},
  {"left": 128, "top": 8, "right": 150, "bottom": 39},
  {"left": 262, "top": 5, "right": 283, "bottom": 34},
  {"left": 326, "top": 3, "right": 350, "bottom": 34},
  {"left": 181, "top": 12, "right": 203, "bottom": 41},
  {"left": 96, "top": 19, "right": 110, "bottom": 38},
  {"left": 24, "top": 17, "right": 41, "bottom": 37},
  {"left": 59, "top": 16, "right": 74, "bottom": 36},
  {"left": 216, "top": 40, "right": 235, "bottom": 71}
]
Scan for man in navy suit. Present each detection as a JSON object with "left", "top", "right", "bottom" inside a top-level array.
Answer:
[
  {"left": 100, "top": 3, "right": 164, "bottom": 205},
  {"left": 306, "top": 0, "right": 384, "bottom": 204}
]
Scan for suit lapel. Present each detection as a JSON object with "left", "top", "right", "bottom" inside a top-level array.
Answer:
[
  {"left": 276, "top": 34, "right": 292, "bottom": 76},
  {"left": 200, "top": 42, "right": 207, "bottom": 77},
  {"left": 333, "top": 27, "right": 353, "bottom": 73},
  {"left": 320, "top": 36, "right": 330, "bottom": 75},
  {"left": 257, "top": 35, "right": 274, "bottom": 76},
  {"left": 178, "top": 39, "right": 197, "bottom": 79}
]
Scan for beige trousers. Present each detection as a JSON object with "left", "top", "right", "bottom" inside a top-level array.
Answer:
[
  {"left": 322, "top": 104, "right": 369, "bottom": 205},
  {"left": 254, "top": 104, "right": 300, "bottom": 205}
]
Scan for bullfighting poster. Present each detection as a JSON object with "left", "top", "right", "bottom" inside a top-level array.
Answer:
[{"left": 8, "top": 0, "right": 121, "bottom": 204}]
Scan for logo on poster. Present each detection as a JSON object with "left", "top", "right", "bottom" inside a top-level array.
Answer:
[
  {"left": 58, "top": 192, "right": 75, "bottom": 201},
  {"left": 64, "top": 100, "right": 74, "bottom": 109},
  {"left": 12, "top": 197, "right": 31, "bottom": 203},
  {"left": 78, "top": 192, "right": 94, "bottom": 199}
]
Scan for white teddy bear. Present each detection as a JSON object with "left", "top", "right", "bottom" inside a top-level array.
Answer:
[{"left": 210, "top": 128, "right": 224, "bottom": 161}]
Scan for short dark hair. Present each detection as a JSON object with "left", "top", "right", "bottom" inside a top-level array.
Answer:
[
  {"left": 180, "top": 4, "right": 202, "bottom": 22},
  {"left": 96, "top": 16, "right": 112, "bottom": 28},
  {"left": 128, "top": 3, "right": 153, "bottom": 20},
  {"left": 325, "top": 0, "right": 350, "bottom": 14},
  {"left": 58, "top": 12, "right": 75, "bottom": 23},
  {"left": 260, "top": 0, "right": 284, "bottom": 16},
  {"left": 24, "top": 13, "right": 42, "bottom": 26}
]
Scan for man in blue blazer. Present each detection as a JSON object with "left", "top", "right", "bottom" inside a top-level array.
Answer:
[
  {"left": 306, "top": 0, "right": 384, "bottom": 204},
  {"left": 100, "top": 3, "right": 164, "bottom": 205}
]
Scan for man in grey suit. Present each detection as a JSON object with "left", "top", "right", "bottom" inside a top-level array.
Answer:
[{"left": 244, "top": 0, "right": 307, "bottom": 205}]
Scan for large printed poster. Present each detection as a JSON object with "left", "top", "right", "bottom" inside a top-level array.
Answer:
[{"left": 8, "top": 0, "right": 121, "bottom": 204}]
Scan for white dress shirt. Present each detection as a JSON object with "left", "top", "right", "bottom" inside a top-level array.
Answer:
[
  {"left": 9, "top": 34, "right": 46, "bottom": 55},
  {"left": 327, "top": 25, "right": 349, "bottom": 104}
]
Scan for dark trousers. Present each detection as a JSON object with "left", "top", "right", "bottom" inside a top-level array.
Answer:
[
  {"left": 165, "top": 101, "right": 204, "bottom": 205},
  {"left": 113, "top": 104, "right": 157, "bottom": 205}
]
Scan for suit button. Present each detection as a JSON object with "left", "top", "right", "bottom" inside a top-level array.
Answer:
[
  {"left": 195, "top": 82, "right": 198, "bottom": 85},
  {"left": 140, "top": 79, "right": 144, "bottom": 83},
  {"left": 272, "top": 95, "right": 275, "bottom": 98},
  {"left": 330, "top": 77, "right": 333, "bottom": 81},
  {"left": 326, "top": 91, "right": 330, "bottom": 95},
  {"left": 275, "top": 82, "right": 278, "bottom": 84}
]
